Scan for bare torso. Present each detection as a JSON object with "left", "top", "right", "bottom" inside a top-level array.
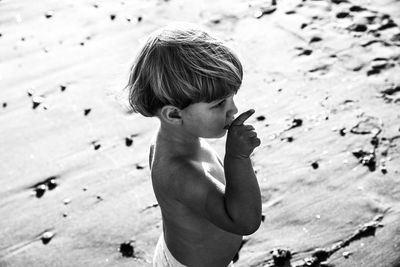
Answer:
[{"left": 150, "top": 137, "right": 242, "bottom": 267}]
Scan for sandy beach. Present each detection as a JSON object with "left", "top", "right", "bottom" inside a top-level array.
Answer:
[{"left": 1, "top": 0, "right": 400, "bottom": 266}]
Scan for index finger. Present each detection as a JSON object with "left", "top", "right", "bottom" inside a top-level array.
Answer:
[{"left": 231, "top": 109, "right": 255, "bottom": 126}]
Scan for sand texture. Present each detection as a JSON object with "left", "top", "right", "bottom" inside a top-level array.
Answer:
[{"left": 1, "top": 0, "right": 400, "bottom": 266}]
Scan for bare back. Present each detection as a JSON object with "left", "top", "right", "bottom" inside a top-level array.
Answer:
[{"left": 149, "top": 138, "right": 242, "bottom": 267}]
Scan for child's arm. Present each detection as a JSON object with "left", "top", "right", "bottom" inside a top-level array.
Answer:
[
  {"left": 224, "top": 109, "right": 262, "bottom": 234},
  {"left": 171, "top": 110, "right": 262, "bottom": 235}
]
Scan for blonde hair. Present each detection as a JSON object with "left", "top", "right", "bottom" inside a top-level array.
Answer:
[{"left": 126, "top": 22, "right": 243, "bottom": 117}]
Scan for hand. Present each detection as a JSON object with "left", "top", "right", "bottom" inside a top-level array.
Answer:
[{"left": 226, "top": 109, "right": 261, "bottom": 159}]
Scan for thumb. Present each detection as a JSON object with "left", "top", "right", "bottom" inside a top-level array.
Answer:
[{"left": 231, "top": 109, "right": 255, "bottom": 126}]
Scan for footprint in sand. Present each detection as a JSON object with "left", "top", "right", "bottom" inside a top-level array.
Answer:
[{"left": 380, "top": 84, "right": 400, "bottom": 104}]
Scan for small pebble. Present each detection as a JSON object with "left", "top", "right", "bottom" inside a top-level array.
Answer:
[
  {"left": 125, "top": 137, "right": 133, "bottom": 147},
  {"left": 2, "top": 102, "right": 7, "bottom": 108},
  {"left": 35, "top": 184, "right": 46, "bottom": 198},
  {"left": 84, "top": 108, "right": 91, "bottom": 116},
  {"left": 119, "top": 241, "right": 135, "bottom": 257},
  {"left": 32, "top": 95, "right": 45, "bottom": 109},
  {"left": 343, "top": 251, "right": 352, "bottom": 258},
  {"left": 63, "top": 198, "right": 71, "bottom": 205},
  {"left": 137, "top": 16, "right": 142, "bottom": 22},
  {"left": 47, "top": 178, "right": 57, "bottom": 190},
  {"left": 110, "top": 14, "right": 116, "bottom": 20},
  {"left": 136, "top": 164, "right": 144, "bottom": 170},
  {"left": 44, "top": 11, "right": 54, "bottom": 19},
  {"left": 256, "top": 115, "right": 266, "bottom": 121},
  {"left": 60, "top": 85, "right": 67, "bottom": 91},
  {"left": 41, "top": 231, "right": 55, "bottom": 244},
  {"left": 311, "top": 161, "right": 319, "bottom": 169}
]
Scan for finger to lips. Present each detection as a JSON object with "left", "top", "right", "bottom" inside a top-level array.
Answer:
[
  {"left": 232, "top": 109, "right": 255, "bottom": 126},
  {"left": 244, "top": 125, "right": 255, "bottom": 131}
]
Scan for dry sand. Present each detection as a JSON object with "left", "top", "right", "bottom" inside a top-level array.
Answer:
[{"left": 1, "top": 0, "right": 400, "bottom": 266}]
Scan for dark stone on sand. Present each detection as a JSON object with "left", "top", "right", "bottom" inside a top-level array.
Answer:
[
  {"left": 286, "top": 136, "right": 294, "bottom": 142},
  {"left": 44, "top": 11, "right": 54, "bottom": 19},
  {"left": 41, "top": 231, "right": 55, "bottom": 245},
  {"left": 336, "top": 11, "right": 350, "bottom": 18},
  {"left": 311, "top": 161, "right": 319, "bottom": 169},
  {"left": 93, "top": 4, "right": 99, "bottom": 8},
  {"left": 84, "top": 108, "right": 91, "bottom": 116},
  {"left": 47, "top": 178, "right": 57, "bottom": 190},
  {"left": 312, "top": 249, "right": 330, "bottom": 262},
  {"left": 60, "top": 85, "right": 67, "bottom": 91},
  {"left": 309, "top": 36, "right": 322, "bottom": 43},
  {"left": 271, "top": 248, "right": 292, "bottom": 266},
  {"left": 136, "top": 164, "right": 144, "bottom": 170},
  {"left": 381, "top": 167, "right": 388, "bottom": 174},
  {"left": 138, "top": 16, "right": 142, "bottom": 22},
  {"left": 32, "top": 96, "right": 45, "bottom": 109},
  {"left": 339, "top": 127, "right": 346, "bottom": 136},
  {"left": 331, "top": 0, "right": 348, "bottom": 4},
  {"left": 35, "top": 184, "right": 46, "bottom": 198},
  {"left": 125, "top": 137, "right": 133, "bottom": 147},
  {"left": 299, "top": 49, "right": 312, "bottom": 56},
  {"left": 352, "top": 149, "right": 376, "bottom": 171},
  {"left": 347, "top": 23, "right": 368, "bottom": 32},
  {"left": 119, "top": 241, "right": 135, "bottom": 257},
  {"left": 261, "top": 214, "right": 266, "bottom": 222},
  {"left": 2, "top": 102, "right": 7, "bottom": 108},
  {"left": 300, "top": 23, "right": 308, "bottom": 29},
  {"left": 80, "top": 42, "right": 85, "bottom": 46},
  {"left": 257, "top": 115, "right": 266, "bottom": 121},
  {"left": 289, "top": 118, "right": 303, "bottom": 129},
  {"left": 349, "top": 5, "right": 365, "bottom": 12},
  {"left": 92, "top": 142, "right": 101, "bottom": 150},
  {"left": 110, "top": 14, "right": 116, "bottom": 20}
]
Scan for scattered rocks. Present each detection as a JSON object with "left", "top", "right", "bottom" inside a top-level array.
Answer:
[
  {"left": 270, "top": 248, "right": 292, "bottom": 266},
  {"left": 33, "top": 176, "right": 58, "bottom": 198},
  {"left": 380, "top": 84, "right": 400, "bottom": 104},
  {"left": 352, "top": 149, "right": 376, "bottom": 171}
]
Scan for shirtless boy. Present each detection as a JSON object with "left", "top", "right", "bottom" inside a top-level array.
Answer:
[{"left": 127, "top": 22, "right": 262, "bottom": 267}]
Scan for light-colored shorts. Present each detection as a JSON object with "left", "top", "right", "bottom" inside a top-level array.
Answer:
[{"left": 152, "top": 233, "right": 234, "bottom": 267}]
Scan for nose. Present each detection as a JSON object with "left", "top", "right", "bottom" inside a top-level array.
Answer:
[{"left": 228, "top": 98, "right": 238, "bottom": 116}]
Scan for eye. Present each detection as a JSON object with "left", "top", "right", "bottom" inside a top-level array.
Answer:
[{"left": 214, "top": 100, "right": 226, "bottom": 108}]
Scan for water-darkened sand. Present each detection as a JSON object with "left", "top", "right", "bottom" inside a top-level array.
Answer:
[{"left": 1, "top": 0, "right": 400, "bottom": 266}]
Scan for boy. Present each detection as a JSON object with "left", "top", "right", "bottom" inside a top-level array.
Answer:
[{"left": 127, "top": 22, "right": 262, "bottom": 267}]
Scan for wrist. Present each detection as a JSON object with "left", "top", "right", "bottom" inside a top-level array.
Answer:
[{"left": 225, "top": 153, "right": 250, "bottom": 161}]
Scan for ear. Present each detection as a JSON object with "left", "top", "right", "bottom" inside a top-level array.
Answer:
[{"left": 159, "top": 105, "right": 182, "bottom": 125}]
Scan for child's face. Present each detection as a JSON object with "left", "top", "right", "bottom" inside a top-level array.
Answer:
[{"left": 181, "top": 94, "right": 238, "bottom": 139}]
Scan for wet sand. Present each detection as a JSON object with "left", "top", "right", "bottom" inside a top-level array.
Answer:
[{"left": 1, "top": 0, "right": 400, "bottom": 266}]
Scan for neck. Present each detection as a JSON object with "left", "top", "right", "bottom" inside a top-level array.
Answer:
[{"left": 156, "top": 122, "right": 201, "bottom": 156}]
